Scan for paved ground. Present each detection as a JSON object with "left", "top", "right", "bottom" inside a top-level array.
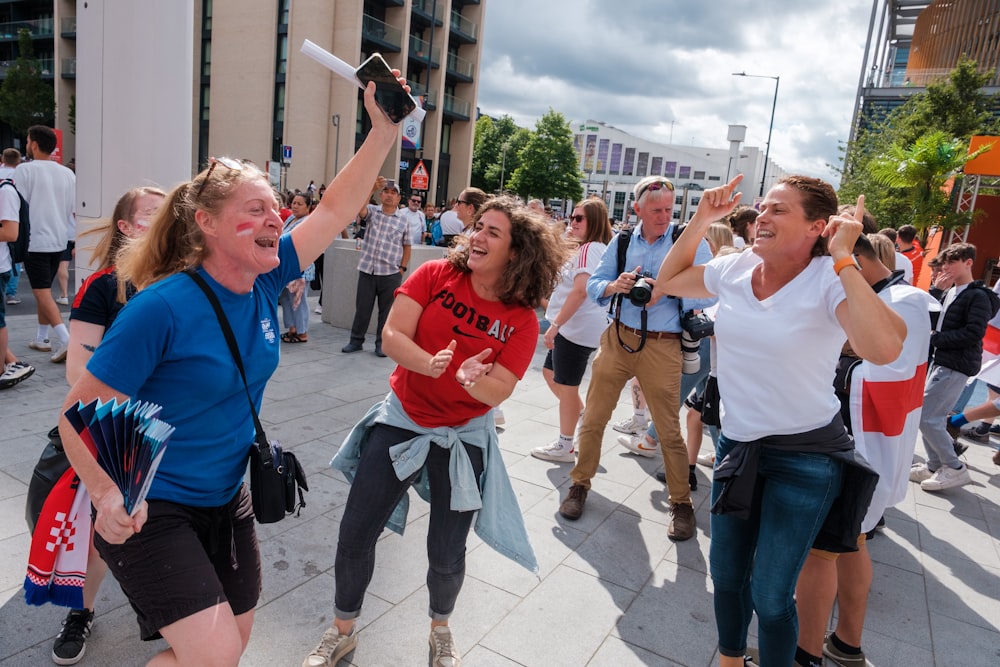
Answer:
[{"left": 0, "top": 278, "right": 998, "bottom": 666}]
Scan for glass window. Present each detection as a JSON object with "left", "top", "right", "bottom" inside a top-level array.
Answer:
[
  {"left": 636, "top": 152, "right": 649, "bottom": 177},
  {"left": 694, "top": 170, "right": 705, "bottom": 180},
  {"left": 664, "top": 161, "right": 677, "bottom": 178},
  {"left": 622, "top": 147, "right": 635, "bottom": 176},
  {"left": 441, "top": 122, "right": 451, "bottom": 154},
  {"left": 274, "top": 83, "right": 285, "bottom": 123},
  {"left": 278, "top": 0, "right": 289, "bottom": 25}
]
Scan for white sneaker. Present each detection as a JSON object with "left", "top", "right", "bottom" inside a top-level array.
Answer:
[
  {"left": 55, "top": 296, "right": 70, "bottom": 306},
  {"left": 696, "top": 452, "right": 715, "bottom": 468},
  {"left": 313, "top": 306, "right": 323, "bottom": 314},
  {"left": 920, "top": 464, "right": 971, "bottom": 491},
  {"left": 617, "top": 434, "right": 659, "bottom": 458},
  {"left": 0, "top": 361, "right": 34, "bottom": 389},
  {"left": 492, "top": 407, "right": 505, "bottom": 427},
  {"left": 50, "top": 340, "right": 68, "bottom": 363},
  {"left": 612, "top": 415, "right": 649, "bottom": 436},
  {"left": 531, "top": 440, "right": 576, "bottom": 463},
  {"left": 28, "top": 339, "right": 52, "bottom": 352},
  {"left": 909, "top": 462, "right": 933, "bottom": 483}
]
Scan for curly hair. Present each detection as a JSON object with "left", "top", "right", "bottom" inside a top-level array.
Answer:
[
  {"left": 447, "top": 195, "right": 569, "bottom": 308},
  {"left": 116, "top": 158, "right": 270, "bottom": 297}
]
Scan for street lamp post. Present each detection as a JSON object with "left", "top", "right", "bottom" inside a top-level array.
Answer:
[
  {"left": 732, "top": 71, "right": 780, "bottom": 197},
  {"left": 332, "top": 114, "right": 341, "bottom": 175},
  {"left": 499, "top": 141, "right": 509, "bottom": 192}
]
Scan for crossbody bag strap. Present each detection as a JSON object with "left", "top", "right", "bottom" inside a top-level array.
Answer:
[{"left": 184, "top": 269, "right": 273, "bottom": 467}]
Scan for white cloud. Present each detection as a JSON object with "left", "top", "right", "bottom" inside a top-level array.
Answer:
[{"left": 478, "top": 0, "right": 873, "bottom": 188}]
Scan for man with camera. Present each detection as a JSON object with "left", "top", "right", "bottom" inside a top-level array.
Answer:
[{"left": 558, "top": 176, "right": 715, "bottom": 542}]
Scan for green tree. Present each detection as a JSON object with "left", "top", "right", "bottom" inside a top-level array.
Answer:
[
  {"left": 506, "top": 109, "right": 583, "bottom": 202},
  {"left": 839, "top": 57, "right": 1000, "bottom": 230},
  {"left": 0, "top": 29, "right": 55, "bottom": 138},
  {"left": 869, "top": 131, "right": 990, "bottom": 231},
  {"left": 472, "top": 115, "right": 530, "bottom": 193}
]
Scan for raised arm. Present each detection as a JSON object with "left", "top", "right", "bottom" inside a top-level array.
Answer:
[
  {"left": 291, "top": 82, "right": 404, "bottom": 268},
  {"left": 831, "top": 196, "right": 905, "bottom": 365},
  {"left": 652, "top": 174, "right": 742, "bottom": 300}
]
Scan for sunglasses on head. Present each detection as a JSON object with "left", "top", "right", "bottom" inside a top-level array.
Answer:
[
  {"left": 196, "top": 157, "right": 247, "bottom": 198},
  {"left": 636, "top": 179, "right": 675, "bottom": 200}
]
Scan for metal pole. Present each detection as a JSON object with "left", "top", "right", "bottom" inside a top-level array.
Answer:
[
  {"left": 732, "top": 72, "right": 780, "bottom": 196},
  {"left": 332, "top": 113, "right": 341, "bottom": 175},
  {"left": 499, "top": 142, "right": 507, "bottom": 192}
]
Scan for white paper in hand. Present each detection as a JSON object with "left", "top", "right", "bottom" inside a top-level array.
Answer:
[{"left": 300, "top": 39, "right": 426, "bottom": 123}]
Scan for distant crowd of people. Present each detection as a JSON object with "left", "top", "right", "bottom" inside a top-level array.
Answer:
[{"left": 12, "top": 95, "right": 1000, "bottom": 667}]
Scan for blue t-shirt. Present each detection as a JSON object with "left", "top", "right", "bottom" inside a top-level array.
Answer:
[{"left": 86, "top": 235, "right": 301, "bottom": 506}]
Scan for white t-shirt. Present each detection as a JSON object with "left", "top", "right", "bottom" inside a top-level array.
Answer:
[
  {"left": 0, "top": 184, "right": 19, "bottom": 273},
  {"left": 438, "top": 209, "right": 463, "bottom": 235},
  {"left": 703, "top": 251, "right": 847, "bottom": 441},
  {"left": 545, "top": 241, "right": 610, "bottom": 348},
  {"left": 895, "top": 252, "right": 913, "bottom": 283},
  {"left": 15, "top": 159, "right": 75, "bottom": 253},
  {"left": 0, "top": 165, "right": 16, "bottom": 180},
  {"left": 398, "top": 207, "right": 426, "bottom": 246}
]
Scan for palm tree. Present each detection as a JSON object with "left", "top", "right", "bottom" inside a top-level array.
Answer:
[{"left": 869, "top": 130, "right": 990, "bottom": 231}]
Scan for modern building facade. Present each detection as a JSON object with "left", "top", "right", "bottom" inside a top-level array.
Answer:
[
  {"left": 569, "top": 119, "right": 782, "bottom": 223},
  {"left": 850, "top": 0, "right": 1000, "bottom": 142},
  {"left": 198, "top": 0, "right": 485, "bottom": 205},
  {"left": 0, "top": 0, "right": 485, "bottom": 206}
]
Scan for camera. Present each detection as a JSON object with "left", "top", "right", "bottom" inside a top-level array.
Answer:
[
  {"left": 680, "top": 310, "right": 714, "bottom": 340},
  {"left": 628, "top": 273, "right": 652, "bottom": 307},
  {"left": 681, "top": 330, "right": 701, "bottom": 375}
]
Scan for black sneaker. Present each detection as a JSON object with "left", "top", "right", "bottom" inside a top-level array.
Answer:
[
  {"left": 954, "top": 439, "right": 970, "bottom": 457},
  {"left": 960, "top": 425, "right": 990, "bottom": 444},
  {"left": 52, "top": 608, "right": 93, "bottom": 665}
]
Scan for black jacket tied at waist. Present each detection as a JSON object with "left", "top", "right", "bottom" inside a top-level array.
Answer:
[{"left": 711, "top": 416, "right": 879, "bottom": 553}]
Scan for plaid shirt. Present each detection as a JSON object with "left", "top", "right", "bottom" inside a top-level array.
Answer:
[{"left": 358, "top": 204, "right": 411, "bottom": 275}]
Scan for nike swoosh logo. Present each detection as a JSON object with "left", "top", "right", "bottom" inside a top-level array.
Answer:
[{"left": 452, "top": 325, "right": 480, "bottom": 338}]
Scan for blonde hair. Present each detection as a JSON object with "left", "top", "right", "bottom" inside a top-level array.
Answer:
[
  {"left": 705, "top": 222, "right": 735, "bottom": 255},
  {"left": 81, "top": 187, "right": 166, "bottom": 273},
  {"left": 117, "top": 159, "right": 269, "bottom": 297},
  {"left": 866, "top": 233, "right": 896, "bottom": 270}
]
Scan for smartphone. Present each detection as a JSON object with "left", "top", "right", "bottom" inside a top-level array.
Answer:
[{"left": 355, "top": 54, "right": 417, "bottom": 123}]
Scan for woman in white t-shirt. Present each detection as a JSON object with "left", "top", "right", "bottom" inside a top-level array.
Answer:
[
  {"left": 531, "top": 198, "right": 613, "bottom": 462},
  {"left": 653, "top": 174, "right": 905, "bottom": 667}
]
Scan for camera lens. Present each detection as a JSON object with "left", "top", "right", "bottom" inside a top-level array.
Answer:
[
  {"left": 681, "top": 331, "right": 701, "bottom": 374},
  {"left": 628, "top": 277, "right": 652, "bottom": 307}
]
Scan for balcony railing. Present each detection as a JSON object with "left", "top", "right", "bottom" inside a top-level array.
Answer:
[
  {"left": 867, "top": 66, "right": 1000, "bottom": 89},
  {"left": 412, "top": 0, "right": 444, "bottom": 24},
  {"left": 0, "top": 57, "right": 54, "bottom": 78},
  {"left": 409, "top": 83, "right": 437, "bottom": 109},
  {"left": 446, "top": 52, "right": 474, "bottom": 79},
  {"left": 61, "top": 57, "right": 75, "bottom": 76},
  {"left": 408, "top": 35, "right": 440, "bottom": 67},
  {"left": 449, "top": 11, "right": 477, "bottom": 42},
  {"left": 442, "top": 92, "right": 470, "bottom": 119},
  {"left": 361, "top": 13, "right": 402, "bottom": 51},
  {"left": 0, "top": 18, "right": 55, "bottom": 39},
  {"left": 60, "top": 16, "right": 76, "bottom": 35}
]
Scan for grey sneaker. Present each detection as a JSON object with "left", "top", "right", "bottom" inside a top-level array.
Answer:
[
  {"left": 52, "top": 608, "right": 93, "bottom": 666},
  {"left": 302, "top": 625, "right": 357, "bottom": 667},
  {"left": 823, "top": 635, "right": 873, "bottom": 666},
  {"left": 429, "top": 626, "right": 461, "bottom": 667}
]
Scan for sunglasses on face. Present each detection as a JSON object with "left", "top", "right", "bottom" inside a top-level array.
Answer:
[
  {"left": 196, "top": 157, "right": 246, "bottom": 198},
  {"left": 570, "top": 214, "right": 586, "bottom": 222},
  {"left": 636, "top": 179, "right": 675, "bottom": 200}
]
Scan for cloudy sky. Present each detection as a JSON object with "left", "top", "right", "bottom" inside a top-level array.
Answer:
[{"left": 477, "top": 0, "right": 875, "bottom": 189}]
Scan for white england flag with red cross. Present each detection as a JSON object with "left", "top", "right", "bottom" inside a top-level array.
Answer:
[{"left": 849, "top": 284, "right": 939, "bottom": 533}]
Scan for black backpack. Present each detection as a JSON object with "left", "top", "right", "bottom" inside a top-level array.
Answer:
[{"left": 0, "top": 179, "right": 29, "bottom": 263}]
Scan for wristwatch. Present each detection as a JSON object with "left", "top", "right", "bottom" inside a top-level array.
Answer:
[{"left": 398, "top": 265, "right": 408, "bottom": 272}]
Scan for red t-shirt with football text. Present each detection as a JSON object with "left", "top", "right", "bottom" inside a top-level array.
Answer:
[{"left": 390, "top": 259, "right": 539, "bottom": 428}]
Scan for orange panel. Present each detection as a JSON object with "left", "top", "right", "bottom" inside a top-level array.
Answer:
[{"left": 964, "top": 136, "right": 1000, "bottom": 176}]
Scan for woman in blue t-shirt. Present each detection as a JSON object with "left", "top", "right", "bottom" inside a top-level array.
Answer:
[{"left": 58, "top": 82, "right": 404, "bottom": 666}]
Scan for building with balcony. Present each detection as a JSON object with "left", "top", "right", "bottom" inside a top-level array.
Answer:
[
  {"left": 198, "top": 0, "right": 486, "bottom": 206},
  {"left": 0, "top": 0, "right": 75, "bottom": 154},
  {"left": 849, "top": 0, "right": 1000, "bottom": 143},
  {"left": 0, "top": 0, "right": 485, "bottom": 206}
]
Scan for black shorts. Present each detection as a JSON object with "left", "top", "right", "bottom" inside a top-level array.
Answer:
[
  {"left": 94, "top": 484, "right": 261, "bottom": 641},
  {"left": 542, "top": 332, "right": 596, "bottom": 386},
  {"left": 60, "top": 240, "right": 75, "bottom": 262},
  {"left": 24, "top": 251, "right": 63, "bottom": 290}
]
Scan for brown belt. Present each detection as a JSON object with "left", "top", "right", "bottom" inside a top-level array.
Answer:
[{"left": 617, "top": 324, "right": 680, "bottom": 340}]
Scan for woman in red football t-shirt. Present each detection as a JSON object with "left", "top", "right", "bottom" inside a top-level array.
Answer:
[{"left": 310, "top": 196, "right": 567, "bottom": 667}]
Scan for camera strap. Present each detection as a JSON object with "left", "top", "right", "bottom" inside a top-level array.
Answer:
[{"left": 614, "top": 297, "right": 648, "bottom": 353}]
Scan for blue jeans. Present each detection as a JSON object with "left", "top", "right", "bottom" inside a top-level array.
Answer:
[
  {"left": 709, "top": 436, "right": 843, "bottom": 664},
  {"left": 334, "top": 423, "right": 484, "bottom": 621}
]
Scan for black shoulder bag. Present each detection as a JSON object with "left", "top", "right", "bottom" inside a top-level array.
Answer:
[{"left": 185, "top": 270, "right": 307, "bottom": 523}]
